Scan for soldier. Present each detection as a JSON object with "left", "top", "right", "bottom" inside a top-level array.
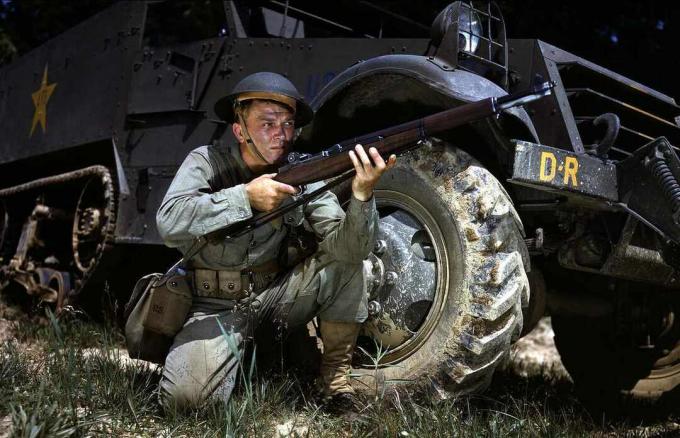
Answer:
[{"left": 155, "top": 72, "right": 396, "bottom": 412}]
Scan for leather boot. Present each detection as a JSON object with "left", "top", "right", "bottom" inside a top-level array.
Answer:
[{"left": 319, "top": 320, "right": 361, "bottom": 396}]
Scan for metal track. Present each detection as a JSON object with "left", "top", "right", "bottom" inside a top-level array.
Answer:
[
  {"left": 0, "top": 165, "right": 117, "bottom": 298},
  {"left": 0, "top": 165, "right": 111, "bottom": 197}
]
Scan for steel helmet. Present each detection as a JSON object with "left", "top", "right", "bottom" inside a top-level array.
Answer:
[{"left": 214, "top": 72, "right": 313, "bottom": 127}]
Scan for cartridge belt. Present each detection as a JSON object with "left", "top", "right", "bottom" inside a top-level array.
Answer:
[{"left": 191, "top": 260, "right": 280, "bottom": 300}]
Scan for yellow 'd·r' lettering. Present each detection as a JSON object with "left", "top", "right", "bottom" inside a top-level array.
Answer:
[
  {"left": 539, "top": 152, "right": 557, "bottom": 182},
  {"left": 563, "top": 156, "right": 579, "bottom": 187}
]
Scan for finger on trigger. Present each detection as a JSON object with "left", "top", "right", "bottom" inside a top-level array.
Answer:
[{"left": 276, "top": 182, "right": 297, "bottom": 194}]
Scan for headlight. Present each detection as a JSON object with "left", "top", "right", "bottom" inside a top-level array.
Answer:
[{"left": 458, "top": 7, "right": 482, "bottom": 53}]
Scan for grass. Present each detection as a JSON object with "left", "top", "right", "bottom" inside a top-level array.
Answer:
[{"left": 1, "top": 304, "right": 679, "bottom": 437}]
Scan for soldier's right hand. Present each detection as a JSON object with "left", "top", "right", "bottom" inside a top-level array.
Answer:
[{"left": 245, "top": 173, "right": 298, "bottom": 212}]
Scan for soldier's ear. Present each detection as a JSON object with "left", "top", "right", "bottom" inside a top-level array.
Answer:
[{"left": 232, "top": 122, "right": 245, "bottom": 144}]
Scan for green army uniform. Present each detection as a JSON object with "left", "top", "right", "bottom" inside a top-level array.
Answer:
[{"left": 155, "top": 142, "right": 378, "bottom": 410}]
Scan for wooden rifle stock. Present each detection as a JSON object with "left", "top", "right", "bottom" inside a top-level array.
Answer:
[{"left": 274, "top": 82, "right": 553, "bottom": 187}]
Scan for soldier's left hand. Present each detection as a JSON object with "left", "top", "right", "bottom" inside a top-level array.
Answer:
[{"left": 348, "top": 144, "right": 397, "bottom": 202}]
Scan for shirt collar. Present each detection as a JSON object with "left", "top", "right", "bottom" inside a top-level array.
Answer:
[{"left": 229, "top": 142, "right": 254, "bottom": 182}]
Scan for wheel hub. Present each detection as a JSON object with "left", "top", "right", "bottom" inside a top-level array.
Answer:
[
  {"left": 362, "top": 209, "right": 437, "bottom": 349},
  {"left": 76, "top": 207, "right": 101, "bottom": 237}
]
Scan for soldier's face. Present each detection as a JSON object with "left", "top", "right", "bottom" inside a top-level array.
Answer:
[{"left": 237, "top": 100, "right": 296, "bottom": 164}]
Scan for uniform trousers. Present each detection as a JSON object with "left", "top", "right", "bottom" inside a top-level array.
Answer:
[{"left": 158, "top": 252, "right": 368, "bottom": 410}]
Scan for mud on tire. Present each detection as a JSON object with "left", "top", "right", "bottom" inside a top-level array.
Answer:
[{"left": 351, "top": 143, "right": 530, "bottom": 396}]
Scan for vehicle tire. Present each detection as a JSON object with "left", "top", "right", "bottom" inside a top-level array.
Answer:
[
  {"left": 345, "top": 143, "right": 530, "bottom": 396},
  {"left": 552, "top": 299, "right": 680, "bottom": 417}
]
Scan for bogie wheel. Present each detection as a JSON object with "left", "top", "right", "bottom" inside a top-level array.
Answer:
[
  {"left": 347, "top": 144, "right": 530, "bottom": 396},
  {"left": 72, "top": 176, "right": 115, "bottom": 274},
  {"left": 552, "top": 295, "right": 680, "bottom": 417},
  {"left": 70, "top": 171, "right": 116, "bottom": 315}
]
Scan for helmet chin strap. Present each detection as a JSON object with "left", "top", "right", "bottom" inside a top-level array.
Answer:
[{"left": 236, "top": 111, "right": 275, "bottom": 167}]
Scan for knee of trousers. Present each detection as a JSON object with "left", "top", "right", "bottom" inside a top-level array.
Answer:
[
  {"left": 158, "top": 351, "right": 239, "bottom": 411},
  {"left": 158, "top": 359, "right": 215, "bottom": 411},
  {"left": 159, "top": 376, "right": 205, "bottom": 412},
  {"left": 158, "top": 330, "right": 243, "bottom": 411},
  {"left": 316, "top": 259, "right": 370, "bottom": 323},
  {"left": 322, "top": 259, "right": 368, "bottom": 300}
]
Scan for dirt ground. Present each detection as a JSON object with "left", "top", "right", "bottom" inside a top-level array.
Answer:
[{"left": 506, "top": 316, "right": 570, "bottom": 379}]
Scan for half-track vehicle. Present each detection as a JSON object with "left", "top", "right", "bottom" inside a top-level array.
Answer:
[{"left": 1, "top": 1, "right": 679, "bottom": 413}]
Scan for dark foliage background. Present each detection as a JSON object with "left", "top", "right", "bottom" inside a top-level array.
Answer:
[{"left": 0, "top": 0, "right": 676, "bottom": 99}]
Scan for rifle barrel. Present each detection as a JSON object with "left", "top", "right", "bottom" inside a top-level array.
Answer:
[{"left": 274, "top": 82, "right": 552, "bottom": 187}]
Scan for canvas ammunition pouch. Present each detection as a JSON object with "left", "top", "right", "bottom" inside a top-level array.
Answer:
[
  {"left": 124, "top": 272, "right": 192, "bottom": 364},
  {"left": 192, "top": 260, "right": 280, "bottom": 300}
]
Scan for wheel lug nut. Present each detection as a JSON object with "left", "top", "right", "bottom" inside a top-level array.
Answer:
[
  {"left": 368, "top": 300, "right": 382, "bottom": 316},
  {"left": 373, "top": 240, "right": 387, "bottom": 256},
  {"left": 385, "top": 271, "right": 398, "bottom": 285}
]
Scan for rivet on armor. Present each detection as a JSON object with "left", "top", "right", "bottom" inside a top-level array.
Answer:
[
  {"left": 170, "top": 281, "right": 177, "bottom": 287},
  {"left": 203, "top": 282, "right": 210, "bottom": 289},
  {"left": 227, "top": 282, "right": 235, "bottom": 290}
]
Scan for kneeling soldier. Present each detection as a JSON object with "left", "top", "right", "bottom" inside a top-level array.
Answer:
[{"left": 155, "top": 72, "right": 396, "bottom": 412}]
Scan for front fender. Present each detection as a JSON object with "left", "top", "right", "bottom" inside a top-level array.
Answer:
[{"left": 299, "top": 54, "right": 538, "bottom": 168}]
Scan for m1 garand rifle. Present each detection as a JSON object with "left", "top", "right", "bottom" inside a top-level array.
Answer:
[{"left": 164, "top": 81, "right": 555, "bottom": 277}]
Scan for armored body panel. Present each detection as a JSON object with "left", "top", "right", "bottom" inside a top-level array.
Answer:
[{"left": 0, "top": 2, "right": 145, "bottom": 173}]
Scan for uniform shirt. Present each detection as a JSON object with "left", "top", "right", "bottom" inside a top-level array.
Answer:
[{"left": 156, "top": 144, "right": 378, "bottom": 270}]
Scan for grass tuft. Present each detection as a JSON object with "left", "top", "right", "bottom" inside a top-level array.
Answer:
[{"left": 1, "top": 302, "right": 679, "bottom": 436}]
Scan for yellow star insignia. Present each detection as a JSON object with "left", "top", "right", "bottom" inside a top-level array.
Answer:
[{"left": 29, "top": 65, "right": 57, "bottom": 137}]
